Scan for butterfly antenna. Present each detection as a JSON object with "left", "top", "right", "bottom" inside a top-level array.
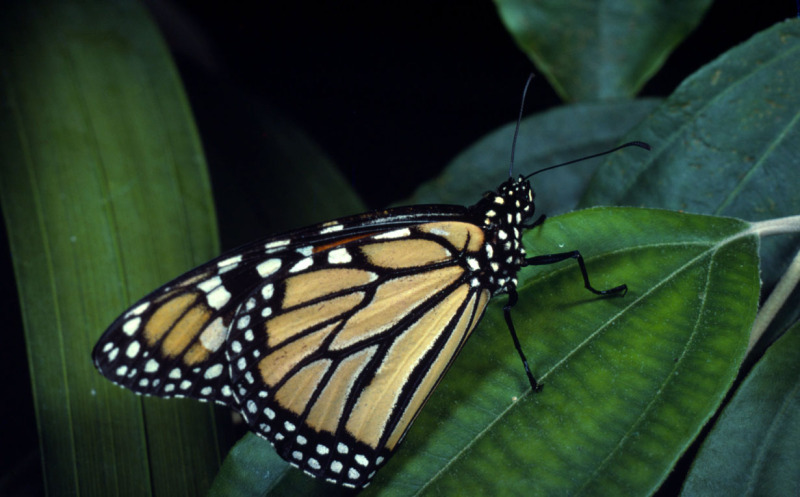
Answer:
[
  {"left": 523, "top": 141, "right": 651, "bottom": 180},
  {"left": 509, "top": 74, "right": 535, "bottom": 177}
]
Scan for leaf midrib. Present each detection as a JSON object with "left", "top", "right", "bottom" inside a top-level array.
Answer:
[{"left": 416, "top": 227, "right": 755, "bottom": 494}]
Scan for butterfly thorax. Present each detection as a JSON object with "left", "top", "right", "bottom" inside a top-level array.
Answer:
[{"left": 468, "top": 176, "right": 534, "bottom": 296}]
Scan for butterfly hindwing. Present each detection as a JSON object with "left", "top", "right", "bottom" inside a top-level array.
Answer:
[{"left": 225, "top": 219, "right": 493, "bottom": 486}]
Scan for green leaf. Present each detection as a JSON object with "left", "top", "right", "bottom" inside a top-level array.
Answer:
[
  {"left": 681, "top": 320, "right": 800, "bottom": 496},
  {"left": 213, "top": 432, "right": 356, "bottom": 497},
  {"left": 366, "top": 208, "right": 759, "bottom": 495},
  {"left": 209, "top": 434, "right": 291, "bottom": 497},
  {"left": 582, "top": 19, "right": 800, "bottom": 217},
  {"left": 494, "top": 0, "right": 713, "bottom": 101},
  {"left": 405, "top": 99, "right": 661, "bottom": 212},
  {"left": 0, "top": 1, "right": 221, "bottom": 494},
  {"left": 582, "top": 19, "right": 800, "bottom": 287}
]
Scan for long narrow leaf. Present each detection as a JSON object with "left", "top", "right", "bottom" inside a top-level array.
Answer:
[{"left": 0, "top": 1, "right": 222, "bottom": 494}]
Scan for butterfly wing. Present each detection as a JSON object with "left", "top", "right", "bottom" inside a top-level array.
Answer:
[
  {"left": 91, "top": 249, "right": 268, "bottom": 403},
  {"left": 93, "top": 206, "right": 493, "bottom": 488}
]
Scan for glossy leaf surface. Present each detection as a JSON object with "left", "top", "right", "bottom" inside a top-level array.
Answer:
[
  {"left": 0, "top": 1, "right": 221, "bottom": 494},
  {"left": 582, "top": 19, "right": 800, "bottom": 286},
  {"left": 494, "top": 0, "right": 713, "bottom": 101},
  {"left": 681, "top": 321, "right": 800, "bottom": 496}
]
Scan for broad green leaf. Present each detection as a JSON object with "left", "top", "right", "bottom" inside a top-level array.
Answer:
[
  {"left": 213, "top": 431, "right": 353, "bottom": 497},
  {"left": 406, "top": 99, "right": 660, "bottom": 212},
  {"left": 0, "top": 1, "right": 221, "bottom": 495},
  {"left": 494, "top": 0, "right": 712, "bottom": 101},
  {"left": 681, "top": 320, "right": 800, "bottom": 496},
  {"left": 368, "top": 208, "right": 758, "bottom": 495},
  {"left": 209, "top": 433, "right": 292, "bottom": 497},
  {"left": 242, "top": 207, "right": 757, "bottom": 495},
  {"left": 581, "top": 19, "right": 800, "bottom": 286}
]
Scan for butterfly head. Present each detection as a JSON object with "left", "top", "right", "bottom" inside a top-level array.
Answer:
[{"left": 470, "top": 176, "right": 535, "bottom": 295}]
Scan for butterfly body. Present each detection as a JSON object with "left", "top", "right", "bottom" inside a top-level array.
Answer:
[{"left": 93, "top": 176, "right": 536, "bottom": 488}]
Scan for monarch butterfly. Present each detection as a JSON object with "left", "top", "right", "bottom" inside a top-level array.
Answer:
[{"left": 92, "top": 76, "right": 648, "bottom": 488}]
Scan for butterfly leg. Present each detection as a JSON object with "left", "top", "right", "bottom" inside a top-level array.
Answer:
[
  {"left": 525, "top": 251, "right": 627, "bottom": 296},
  {"left": 503, "top": 287, "right": 542, "bottom": 392},
  {"left": 523, "top": 214, "right": 547, "bottom": 229}
]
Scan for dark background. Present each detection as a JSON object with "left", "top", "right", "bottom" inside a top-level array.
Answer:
[
  {"left": 147, "top": 1, "right": 792, "bottom": 210},
  {"left": 1, "top": 1, "right": 794, "bottom": 495}
]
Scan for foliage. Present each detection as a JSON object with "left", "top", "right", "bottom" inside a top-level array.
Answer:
[{"left": 1, "top": 1, "right": 798, "bottom": 496}]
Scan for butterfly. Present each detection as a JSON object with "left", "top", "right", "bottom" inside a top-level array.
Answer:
[{"left": 92, "top": 76, "right": 648, "bottom": 488}]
